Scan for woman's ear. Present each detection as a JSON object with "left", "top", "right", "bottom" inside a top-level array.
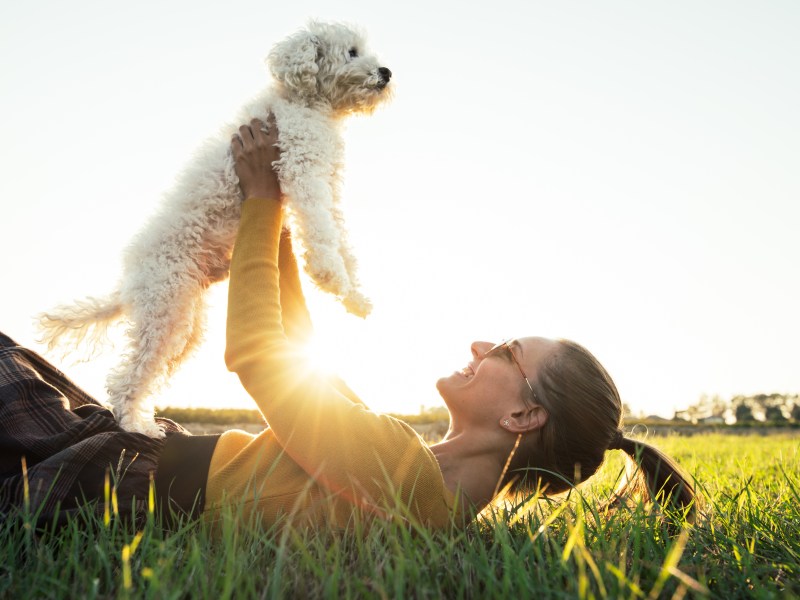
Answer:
[{"left": 502, "top": 405, "right": 548, "bottom": 434}]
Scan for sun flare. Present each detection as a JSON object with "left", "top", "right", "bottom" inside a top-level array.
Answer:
[{"left": 301, "top": 335, "right": 343, "bottom": 377}]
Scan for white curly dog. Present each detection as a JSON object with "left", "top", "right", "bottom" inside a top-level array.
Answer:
[{"left": 39, "top": 21, "right": 392, "bottom": 437}]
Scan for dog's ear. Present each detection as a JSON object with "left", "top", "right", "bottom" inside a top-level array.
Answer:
[{"left": 267, "top": 30, "right": 320, "bottom": 95}]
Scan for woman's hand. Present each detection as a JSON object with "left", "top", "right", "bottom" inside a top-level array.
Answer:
[{"left": 231, "top": 115, "right": 281, "bottom": 202}]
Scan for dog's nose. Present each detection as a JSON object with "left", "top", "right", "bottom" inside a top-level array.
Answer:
[{"left": 378, "top": 67, "right": 392, "bottom": 81}]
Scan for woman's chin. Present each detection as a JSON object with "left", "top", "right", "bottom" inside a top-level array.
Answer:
[
  {"left": 436, "top": 371, "right": 458, "bottom": 389},
  {"left": 435, "top": 373, "right": 462, "bottom": 406}
]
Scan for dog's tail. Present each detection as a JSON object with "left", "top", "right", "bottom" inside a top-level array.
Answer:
[{"left": 37, "top": 292, "right": 124, "bottom": 356}]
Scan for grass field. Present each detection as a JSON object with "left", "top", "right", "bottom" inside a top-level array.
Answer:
[{"left": 1, "top": 432, "right": 798, "bottom": 598}]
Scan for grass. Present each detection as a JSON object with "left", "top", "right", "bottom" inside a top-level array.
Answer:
[{"left": 1, "top": 433, "right": 798, "bottom": 598}]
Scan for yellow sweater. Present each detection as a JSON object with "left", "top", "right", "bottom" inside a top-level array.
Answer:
[{"left": 205, "top": 198, "right": 456, "bottom": 528}]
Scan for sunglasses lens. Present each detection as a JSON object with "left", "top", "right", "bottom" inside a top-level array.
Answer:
[
  {"left": 487, "top": 341, "right": 512, "bottom": 362},
  {"left": 488, "top": 340, "right": 536, "bottom": 400}
]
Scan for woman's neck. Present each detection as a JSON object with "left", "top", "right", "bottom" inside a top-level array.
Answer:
[{"left": 430, "top": 434, "right": 506, "bottom": 514}]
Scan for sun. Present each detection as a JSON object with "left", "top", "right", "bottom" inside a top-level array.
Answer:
[{"left": 301, "top": 335, "right": 343, "bottom": 377}]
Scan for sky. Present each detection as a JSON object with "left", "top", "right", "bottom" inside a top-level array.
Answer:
[{"left": 1, "top": 0, "right": 798, "bottom": 418}]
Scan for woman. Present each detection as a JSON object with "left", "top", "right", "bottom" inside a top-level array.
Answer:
[{"left": 0, "top": 118, "right": 694, "bottom": 529}]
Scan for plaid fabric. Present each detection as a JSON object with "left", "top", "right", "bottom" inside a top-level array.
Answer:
[{"left": 0, "top": 331, "right": 188, "bottom": 526}]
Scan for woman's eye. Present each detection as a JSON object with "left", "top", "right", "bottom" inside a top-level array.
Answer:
[
  {"left": 487, "top": 347, "right": 511, "bottom": 362},
  {"left": 493, "top": 347, "right": 513, "bottom": 362},
  {"left": 348, "top": 48, "right": 358, "bottom": 58}
]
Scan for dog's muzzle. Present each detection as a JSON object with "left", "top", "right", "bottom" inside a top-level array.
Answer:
[{"left": 376, "top": 67, "right": 392, "bottom": 89}]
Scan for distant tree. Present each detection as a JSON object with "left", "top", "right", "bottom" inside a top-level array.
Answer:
[
  {"left": 696, "top": 393, "right": 727, "bottom": 419},
  {"left": 735, "top": 403, "right": 755, "bottom": 423},
  {"left": 753, "top": 396, "right": 766, "bottom": 418},
  {"left": 673, "top": 410, "right": 688, "bottom": 422},
  {"left": 765, "top": 405, "right": 787, "bottom": 423},
  {"left": 686, "top": 404, "right": 702, "bottom": 424},
  {"left": 622, "top": 403, "right": 633, "bottom": 420},
  {"left": 791, "top": 404, "right": 800, "bottom": 422},
  {"left": 710, "top": 395, "right": 727, "bottom": 418}
]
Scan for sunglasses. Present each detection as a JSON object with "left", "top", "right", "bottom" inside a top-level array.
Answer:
[{"left": 485, "top": 340, "right": 536, "bottom": 403}]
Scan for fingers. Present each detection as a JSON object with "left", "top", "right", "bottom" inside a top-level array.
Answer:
[
  {"left": 250, "top": 119, "right": 268, "bottom": 147},
  {"left": 238, "top": 122, "right": 256, "bottom": 146},
  {"left": 251, "top": 117, "right": 279, "bottom": 148},
  {"left": 230, "top": 131, "right": 243, "bottom": 154},
  {"left": 231, "top": 125, "right": 249, "bottom": 157},
  {"left": 253, "top": 117, "right": 267, "bottom": 133},
  {"left": 231, "top": 114, "right": 278, "bottom": 154}
]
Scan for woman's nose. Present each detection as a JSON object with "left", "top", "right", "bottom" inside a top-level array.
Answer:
[{"left": 471, "top": 341, "right": 492, "bottom": 358}]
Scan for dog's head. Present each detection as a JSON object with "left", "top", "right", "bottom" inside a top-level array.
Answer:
[{"left": 267, "top": 21, "right": 392, "bottom": 115}]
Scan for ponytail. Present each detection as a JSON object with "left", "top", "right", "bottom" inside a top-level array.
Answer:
[
  {"left": 610, "top": 433, "right": 696, "bottom": 519},
  {"left": 505, "top": 339, "right": 697, "bottom": 522}
]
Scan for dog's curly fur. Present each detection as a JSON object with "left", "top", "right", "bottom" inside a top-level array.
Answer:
[{"left": 38, "top": 21, "right": 392, "bottom": 437}]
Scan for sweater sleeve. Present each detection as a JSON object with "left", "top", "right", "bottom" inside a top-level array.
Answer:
[
  {"left": 276, "top": 223, "right": 366, "bottom": 407},
  {"left": 278, "top": 227, "right": 313, "bottom": 346},
  {"left": 225, "top": 200, "right": 446, "bottom": 519}
]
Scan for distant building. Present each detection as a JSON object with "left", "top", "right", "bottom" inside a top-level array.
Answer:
[
  {"left": 645, "top": 415, "right": 670, "bottom": 422},
  {"left": 699, "top": 416, "right": 725, "bottom": 425}
]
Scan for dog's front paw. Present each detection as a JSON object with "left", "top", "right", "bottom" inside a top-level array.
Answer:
[{"left": 342, "top": 291, "right": 372, "bottom": 318}]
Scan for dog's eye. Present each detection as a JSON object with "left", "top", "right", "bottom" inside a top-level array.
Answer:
[{"left": 348, "top": 48, "right": 358, "bottom": 59}]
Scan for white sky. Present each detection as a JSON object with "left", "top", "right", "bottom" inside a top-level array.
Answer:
[{"left": 1, "top": 0, "right": 798, "bottom": 418}]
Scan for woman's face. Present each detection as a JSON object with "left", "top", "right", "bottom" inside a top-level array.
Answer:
[{"left": 436, "top": 337, "right": 559, "bottom": 428}]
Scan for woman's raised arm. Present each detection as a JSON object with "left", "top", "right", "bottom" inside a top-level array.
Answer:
[{"left": 230, "top": 116, "right": 281, "bottom": 202}]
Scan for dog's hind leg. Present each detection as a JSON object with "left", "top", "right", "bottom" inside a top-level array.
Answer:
[
  {"left": 165, "top": 292, "right": 208, "bottom": 378},
  {"left": 106, "top": 276, "right": 206, "bottom": 437}
]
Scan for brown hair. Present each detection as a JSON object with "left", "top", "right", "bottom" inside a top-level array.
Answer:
[{"left": 502, "top": 339, "right": 696, "bottom": 516}]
